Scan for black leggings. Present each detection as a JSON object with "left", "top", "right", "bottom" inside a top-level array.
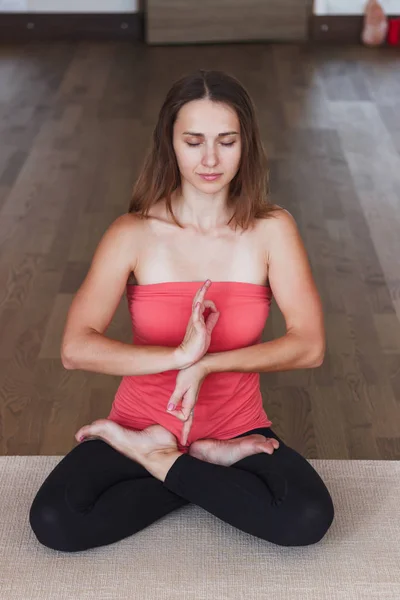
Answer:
[{"left": 29, "top": 426, "right": 334, "bottom": 552}]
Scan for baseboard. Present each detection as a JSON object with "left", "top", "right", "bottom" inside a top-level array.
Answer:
[
  {"left": 1, "top": 12, "right": 398, "bottom": 44},
  {"left": 310, "top": 14, "right": 399, "bottom": 44},
  {"left": 0, "top": 12, "right": 144, "bottom": 42}
]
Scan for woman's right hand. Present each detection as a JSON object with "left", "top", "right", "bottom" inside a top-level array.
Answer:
[{"left": 176, "top": 280, "right": 220, "bottom": 369}]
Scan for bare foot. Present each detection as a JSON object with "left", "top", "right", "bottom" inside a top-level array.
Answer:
[
  {"left": 188, "top": 434, "right": 280, "bottom": 466},
  {"left": 362, "top": 0, "right": 388, "bottom": 46},
  {"left": 75, "top": 419, "right": 179, "bottom": 463}
]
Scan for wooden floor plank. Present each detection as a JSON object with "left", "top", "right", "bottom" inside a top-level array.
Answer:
[{"left": 0, "top": 41, "right": 399, "bottom": 458}]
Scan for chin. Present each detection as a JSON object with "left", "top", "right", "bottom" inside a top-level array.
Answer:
[{"left": 196, "top": 179, "right": 227, "bottom": 188}]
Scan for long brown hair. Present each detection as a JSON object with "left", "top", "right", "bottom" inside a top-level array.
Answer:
[{"left": 128, "top": 69, "right": 283, "bottom": 231}]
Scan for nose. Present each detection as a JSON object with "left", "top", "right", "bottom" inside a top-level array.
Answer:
[{"left": 201, "top": 145, "right": 219, "bottom": 168}]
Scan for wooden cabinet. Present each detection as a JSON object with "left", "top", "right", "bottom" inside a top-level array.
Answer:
[{"left": 146, "top": 0, "right": 313, "bottom": 44}]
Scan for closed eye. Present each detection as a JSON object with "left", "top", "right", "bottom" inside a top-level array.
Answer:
[{"left": 186, "top": 142, "right": 235, "bottom": 147}]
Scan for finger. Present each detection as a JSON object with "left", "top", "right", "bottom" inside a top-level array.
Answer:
[
  {"left": 181, "top": 421, "right": 188, "bottom": 445},
  {"left": 193, "top": 301, "right": 203, "bottom": 321},
  {"left": 193, "top": 280, "right": 211, "bottom": 307},
  {"left": 166, "top": 404, "right": 184, "bottom": 420},
  {"left": 180, "top": 397, "right": 195, "bottom": 421},
  {"left": 205, "top": 309, "right": 220, "bottom": 333},
  {"left": 193, "top": 306, "right": 207, "bottom": 331},
  {"left": 198, "top": 279, "right": 211, "bottom": 296},
  {"left": 167, "top": 409, "right": 185, "bottom": 422},
  {"left": 203, "top": 299, "right": 217, "bottom": 311},
  {"left": 194, "top": 299, "right": 217, "bottom": 323},
  {"left": 194, "top": 299, "right": 216, "bottom": 326},
  {"left": 192, "top": 292, "right": 215, "bottom": 326},
  {"left": 181, "top": 413, "right": 193, "bottom": 445},
  {"left": 167, "top": 389, "right": 182, "bottom": 411},
  {"left": 167, "top": 390, "right": 186, "bottom": 419},
  {"left": 167, "top": 402, "right": 189, "bottom": 423}
]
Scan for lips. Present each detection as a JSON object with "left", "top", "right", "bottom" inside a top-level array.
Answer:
[{"left": 198, "top": 174, "right": 222, "bottom": 181}]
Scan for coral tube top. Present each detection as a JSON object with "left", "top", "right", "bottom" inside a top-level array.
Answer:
[{"left": 107, "top": 281, "right": 273, "bottom": 453}]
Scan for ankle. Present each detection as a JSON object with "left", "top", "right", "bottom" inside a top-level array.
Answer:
[{"left": 140, "top": 449, "right": 183, "bottom": 482}]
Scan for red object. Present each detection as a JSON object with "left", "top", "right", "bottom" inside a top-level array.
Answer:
[
  {"left": 107, "top": 281, "right": 274, "bottom": 451},
  {"left": 387, "top": 18, "right": 400, "bottom": 45}
]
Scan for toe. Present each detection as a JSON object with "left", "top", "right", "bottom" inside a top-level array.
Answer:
[
  {"left": 76, "top": 420, "right": 107, "bottom": 441},
  {"left": 258, "top": 441, "right": 275, "bottom": 454}
]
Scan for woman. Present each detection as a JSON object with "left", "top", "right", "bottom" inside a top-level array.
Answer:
[{"left": 29, "top": 69, "right": 334, "bottom": 553}]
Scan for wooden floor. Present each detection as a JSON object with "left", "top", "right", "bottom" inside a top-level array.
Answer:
[{"left": 0, "top": 41, "right": 399, "bottom": 459}]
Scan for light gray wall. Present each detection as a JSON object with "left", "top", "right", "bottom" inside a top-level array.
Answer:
[
  {"left": 314, "top": 0, "right": 400, "bottom": 14},
  {"left": 0, "top": 0, "right": 139, "bottom": 12}
]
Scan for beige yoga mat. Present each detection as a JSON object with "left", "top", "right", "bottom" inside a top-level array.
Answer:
[{"left": 1, "top": 456, "right": 399, "bottom": 599}]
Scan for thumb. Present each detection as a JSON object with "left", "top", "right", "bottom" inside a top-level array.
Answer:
[
  {"left": 205, "top": 310, "right": 220, "bottom": 333},
  {"left": 167, "top": 388, "right": 183, "bottom": 412},
  {"left": 182, "top": 388, "right": 198, "bottom": 421}
]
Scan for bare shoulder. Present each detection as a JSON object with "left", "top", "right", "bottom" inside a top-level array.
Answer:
[
  {"left": 259, "top": 205, "right": 297, "bottom": 264},
  {"left": 112, "top": 211, "right": 143, "bottom": 230},
  {"left": 109, "top": 211, "right": 147, "bottom": 240},
  {"left": 105, "top": 212, "right": 146, "bottom": 270},
  {"left": 261, "top": 205, "right": 295, "bottom": 232}
]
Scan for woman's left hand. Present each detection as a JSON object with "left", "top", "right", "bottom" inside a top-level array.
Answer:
[{"left": 166, "top": 360, "right": 208, "bottom": 446}]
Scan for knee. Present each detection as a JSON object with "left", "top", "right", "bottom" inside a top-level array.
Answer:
[
  {"left": 301, "top": 495, "right": 335, "bottom": 545},
  {"left": 291, "top": 494, "right": 335, "bottom": 547},
  {"left": 29, "top": 497, "right": 77, "bottom": 553},
  {"left": 275, "top": 493, "right": 335, "bottom": 547}
]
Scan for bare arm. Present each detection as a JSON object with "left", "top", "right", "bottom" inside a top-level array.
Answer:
[
  {"left": 202, "top": 209, "right": 325, "bottom": 375},
  {"left": 61, "top": 214, "right": 189, "bottom": 376},
  {"left": 62, "top": 331, "right": 187, "bottom": 376},
  {"left": 201, "top": 333, "right": 322, "bottom": 376}
]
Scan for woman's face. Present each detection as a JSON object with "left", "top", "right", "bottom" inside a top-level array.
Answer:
[{"left": 172, "top": 98, "right": 242, "bottom": 192}]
